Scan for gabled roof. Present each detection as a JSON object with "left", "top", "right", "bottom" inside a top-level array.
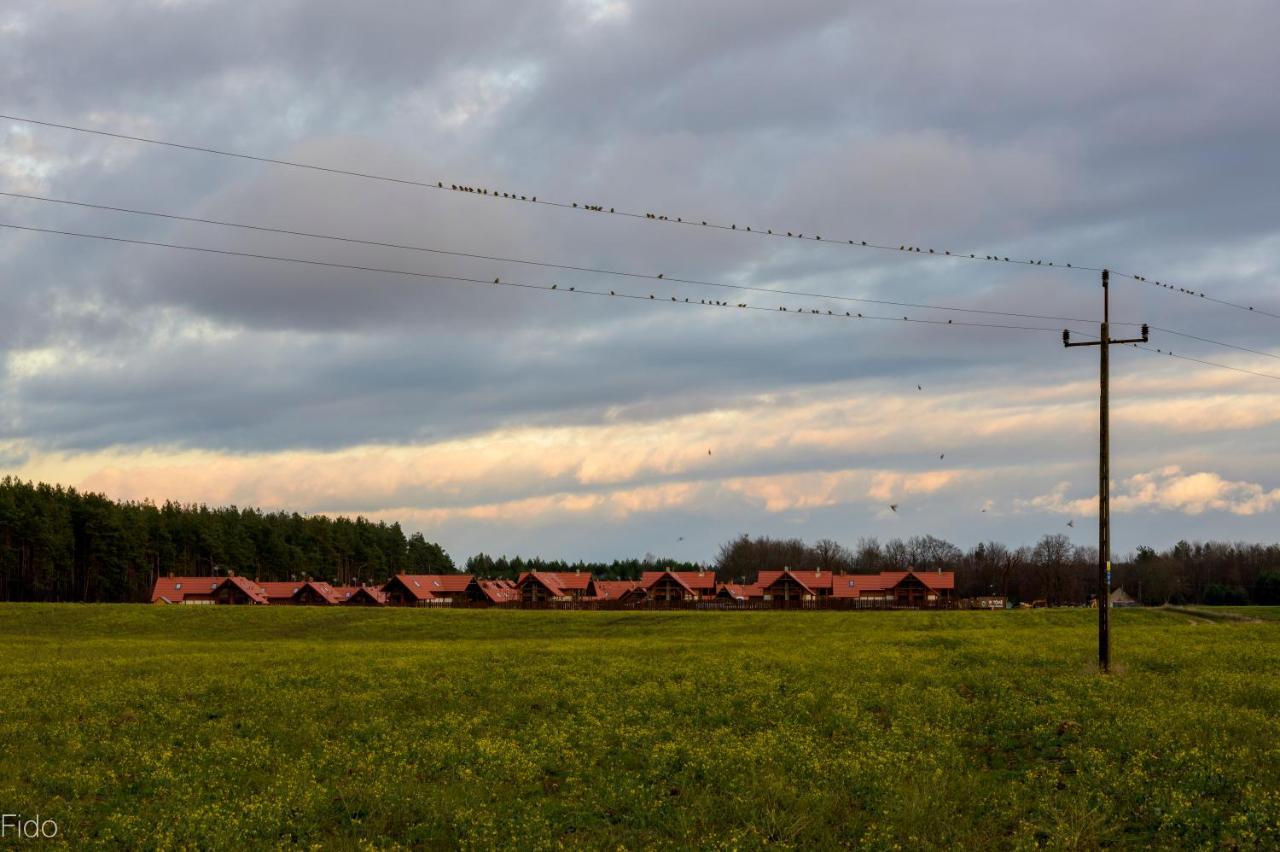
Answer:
[
  {"left": 716, "top": 583, "right": 763, "bottom": 600},
  {"left": 150, "top": 576, "right": 220, "bottom": 603},
  {"left": 590, "top": 580, "right": 640, "bottom": 601},
  {"left": 639, "top": 570, "right": 717, "bottom": 593},
  {"left": 291, "top": 581, "right": 343, "bottom": 605},
  {"left": 215, "top": 575, "right": 270, "bottom": 604},
  {"left": 472, "top": 578, "right": 519, "bottom": 603},
  {"left": 259, "top": 581, "right": 305, "bottom": 601},
  {"left": 830, "top": 570, "right": 956, "bottom": 597},
  {"left": 392, "top": 574, "right": 473, "bottom": 596},
  {"left": 516, "top": 572, "right": 593, "bottom": 594},
  {"left": 343, "top": 586, "right": 388, "bottom": 605},
  {"left": 756, "top": 569, "right": 837, "bottom": 594}
]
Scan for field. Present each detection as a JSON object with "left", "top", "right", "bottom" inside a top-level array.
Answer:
[{"left": 1, "top": 606, "right": 1278, "bottom": 849}]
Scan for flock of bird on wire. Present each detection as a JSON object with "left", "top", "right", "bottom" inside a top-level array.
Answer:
[{"left": 452, "top": 178, "right": 1106, "bottom": 537}]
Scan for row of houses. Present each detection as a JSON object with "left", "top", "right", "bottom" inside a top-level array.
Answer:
[{"left": 151, "top": 568, "right": 956, "bottom": 608}]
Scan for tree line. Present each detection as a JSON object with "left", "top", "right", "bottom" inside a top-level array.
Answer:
[
  {"left": 0, "top": 478, "right": 453, "bottom": 602},
  {"left": 4, "top": 477, "right": 1279, "bottom": 605}
]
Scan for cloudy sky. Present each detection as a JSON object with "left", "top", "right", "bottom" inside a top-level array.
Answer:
[{"left": 2, "top": 1, "right": 1279, "bottom": 564}]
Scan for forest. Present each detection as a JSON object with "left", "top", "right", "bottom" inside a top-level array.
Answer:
[
  {"left": 3, "top": 477, "right": 1279, "bottom": 605},
  {"left": 0, "top": 478, "right": 453, "bottom": 602}
]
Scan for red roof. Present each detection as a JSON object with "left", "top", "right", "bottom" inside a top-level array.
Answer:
[
  {"left": 150, "top": 576, "right": 220, "bottom": 603},
  {"left": 638, "top": 570, "right": 717, "bottom": 593},
  {"left": 215, "top": 575, "right": 270, "bottom": 604},
  {"left": 516, "top": 572, "right": 593, "bottom": 595},
  {"left": 590, "top": 580, "right": 640, "bottom": 600},
  {"left": 716, "top": 583, "right": 763, "bottom": 600},
  {"left": 291, "top": 581, "right": 343, "bottom": 605},
  {"left": 756, "top": 570, "right": 837, "bottom": 594},
  {"left": 392, "top": 574, "right": 472, "bottom": 596},
  {"left": 473, "top": 578, "right": 519, "bottom": 603},
  {"left": 830, "top": 570, "right": 956, "bottom": 598},
  {"left": 343, "top": 586, "right": 388, "bottom": 605},
  {"left": 259, "top": 581, "right": 304, "bottom": 601}
]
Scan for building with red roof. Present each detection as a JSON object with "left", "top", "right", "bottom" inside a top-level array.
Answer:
[
  {"left": 289, "top": 581, "right": 345, "bottom": 605},
  {"left": 515, "top": 571, "right": 594, "bottom": 604},
  {"left": 625, "top": 569, "right": 718, "bottom": 603},
  {"left": 715, "top": 583, "right": 764, "bottom": 603},
  {"left": 150, "top": 576, "right": 221, "bottom": 604},
  {"left": 382, "top": 574, "right": 473, "bottom": 605},
  {"left": 342, "top": 586, "right": 388, "bottom": 606},
  {"left": 755, "top": 569, "right": 837, "bottom": 602},
  {"left": 208, "top": 575, "right": 271, "bottom": 605},
  {"left": 829, "top": 570, "right": 955, "bottom": 607},
  {"left": 589, "top": 579, "right": 640, "bottom": 602},
  {"left": 466, "top": 577, "right": 520, "bottom": 605}
]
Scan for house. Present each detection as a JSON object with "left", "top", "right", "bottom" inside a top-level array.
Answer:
[
  {"left": 715, "top": 583, "right": 763, "bottom": 603},
  {"left": 630, "top": 570, "right": 718, "bottom": 603},
  {"left": 515, "top": 571, "right": 594, "bottom": 604},
  {"left": 829, "top": 570, "right": 956, "bottom": 607},
  {"left": 466, "top": 578, "right": 520, "bottom": 605},
  {"left": 382, "top": 574, "right": 473, "bottom": 606},
  {"left": 342, "top": 586, "right": 388, "bottom": 606},
  {"left": 589, "top": 579, "right": 640, "bottom": 602},
  {"left": 150, "top": 576, "right": 221, "bottom": 604},
  {"left": 290, "top": 581, "right": 345, "bottom": 606},
  {"left": 756, "top": 569, "right": 837, "bottom": 602},
  {"left": 210, "top": 575, "right": 271, "bottom": 605}
]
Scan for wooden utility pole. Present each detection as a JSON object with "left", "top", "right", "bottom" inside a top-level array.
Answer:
[{"left": 1063, "top": 269, "right": 1148, "bottom": 672}]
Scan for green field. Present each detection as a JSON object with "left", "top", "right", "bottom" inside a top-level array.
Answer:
[{"left": 1, "top": 606, "right": 1277, "bottom": 849}]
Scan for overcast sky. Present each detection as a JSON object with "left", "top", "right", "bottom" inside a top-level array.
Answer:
[{"left": 3, "top": 0, "right": 1279, "bottom": 564}]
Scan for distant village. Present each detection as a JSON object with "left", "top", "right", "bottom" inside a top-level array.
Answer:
[{"left": 151, "top": 568, "right": 965, "bottom": 609}]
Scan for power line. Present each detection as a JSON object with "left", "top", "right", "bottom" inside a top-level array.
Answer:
[
  {"left": 0, "top": 189, "right": 1123, "bottom": 328},
  {"left": 4, "top": 219, "right": 1278, "bottom": 385},
  {"left": 4, "top": 112, "right": 1274, "bottom": 321},
  {"left": 1148, "top": 326, "right": 1280, "bottom": 363},
  {"left": 8, "top": 190, "right": 1273, "bottom": 362},
  {"left": 0, "top": 219, "right": 1093, "bottom": 336},
  {"left": 1130, "top": 343, "right": 1280, "bottom": 383}
]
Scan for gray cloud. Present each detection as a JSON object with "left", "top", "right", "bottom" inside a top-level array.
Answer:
[{"left": 2, "top": 0, "right": 1280, "bottom": 554}]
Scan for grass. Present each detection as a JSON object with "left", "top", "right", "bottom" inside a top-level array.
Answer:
[{"left": 1, "top": 606, "right": 1278, "bottom": 849}]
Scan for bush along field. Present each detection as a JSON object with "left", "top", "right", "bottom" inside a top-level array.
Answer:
[{"left": 1, "top": 606, "right": 1277, "bottom": 849}]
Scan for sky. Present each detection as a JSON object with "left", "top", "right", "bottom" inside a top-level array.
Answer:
[{"left": 2, "top": 0, "right": 1279, "bottom": 565}]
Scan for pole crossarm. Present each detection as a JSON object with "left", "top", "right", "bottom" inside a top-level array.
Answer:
[{"left": 1064, "top": 324, "right": 1149, "bottom": 347}]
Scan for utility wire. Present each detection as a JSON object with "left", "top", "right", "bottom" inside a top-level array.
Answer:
[
  {"left": 0, "top": 220, "right": 1093, "bottom": 336},
  {"left": 3, "top": 219, "right": 1278, "bottom": 385},
  {"left": 0, "top": 189, "right": 1124, "bottom": 328},
  {"left": 4, "top": 112, "right": 1274, "bottom": 321},
  {"left": 1130, "top": 343, "right": 1280, "bottom": 383},
  {"left": 8, "top": 190, "right": 1273, "bottom": 361}
]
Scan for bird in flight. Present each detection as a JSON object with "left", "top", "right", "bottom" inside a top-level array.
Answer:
[
  {"left": 889, "top": 504, "right": 899, "bottom": 513},
  {"left": 677, "top": 536, "right": 684, "bottom": 542},
  {"left": 917, "top": 385, "right": 923, "bottom": 391},
  {"left": 940, "top": 453, "right": 945, "bottom": 459},
  {"left": 1067, "top": 520, "right": 1075, "bottom": 528},
  {"left": 708, "top": 449, "right": 712, "bottom": 456}
]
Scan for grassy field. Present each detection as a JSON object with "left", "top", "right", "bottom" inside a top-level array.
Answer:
[{"left": 1, "top": 606, "right": 1277, "bottom": 849}]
